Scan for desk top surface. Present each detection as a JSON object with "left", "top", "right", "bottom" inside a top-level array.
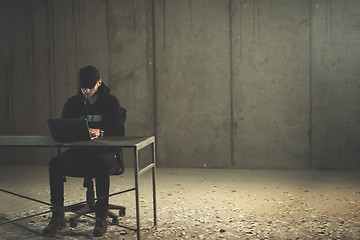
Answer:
[{"left": 0, "top": 136, "right": 155, "bottom": 149}]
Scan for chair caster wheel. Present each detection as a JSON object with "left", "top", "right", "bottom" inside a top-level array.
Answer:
[
  {"left": 70, "top": 218, "right": 78, "bottom": 228},
  {"left": 119, "top": 208, "right": 126, "bottom": 217},
  {"left": 112, "top": 216, "right": 119, "bottom": 225}
]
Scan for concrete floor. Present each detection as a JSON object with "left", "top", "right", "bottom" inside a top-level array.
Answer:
[{"left": 0, "top": 166, "right": 359, "bottom": 240}]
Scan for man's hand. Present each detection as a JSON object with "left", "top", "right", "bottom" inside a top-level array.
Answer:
[{"left": 89, "top": 128, "right": 100, "bottom": 138}]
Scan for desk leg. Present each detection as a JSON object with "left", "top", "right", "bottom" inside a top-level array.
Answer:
[
  {"left": 152, "top": 142, "right": 157, "bottom": 226},
  {"left": 134, "top": 148, "right": 141, "bottom": 240}
]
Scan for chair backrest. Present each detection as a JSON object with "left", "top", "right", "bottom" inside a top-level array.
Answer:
[
  {"left": 114, "top": 106, "right": 127, "bottom": 175},
  {"left": 119, "top": 106, "right": 127, "bottom": 125}
]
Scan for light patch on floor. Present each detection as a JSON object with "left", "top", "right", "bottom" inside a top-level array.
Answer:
[{"left": 0, "top": 166, "right": 359, "bottom": 239}]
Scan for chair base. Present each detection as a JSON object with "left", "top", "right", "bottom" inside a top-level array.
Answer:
[
  {"left": 67, "top": 203, "right": 126, "bottom": 228},
  {"left": 64, "top": 177, "right": 126, "bottom": 228}
]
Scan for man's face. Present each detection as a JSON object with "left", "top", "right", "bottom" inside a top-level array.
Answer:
[{"left": 81, "top": 79, "right": 102, "bottom": 100}]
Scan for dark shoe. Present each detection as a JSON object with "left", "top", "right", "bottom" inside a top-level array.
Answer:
[
  {"left": 93, "top": 218, "right": 107, "bottom": 237},
  {"left": 42, "top": 211, "right": 65, "bottom": 236}
]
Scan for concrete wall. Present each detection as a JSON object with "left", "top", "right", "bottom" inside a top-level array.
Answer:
[
  {"left": 231, "top": 0, "right": 311, "bottom": 168},
  {"left": 1, "top": 0, "right": 360, "bottom": 169},
  {"left": 311, "top": 0, "right": 360, "bottom": 169},
  {"left": 154, "top": 0, "right": 232, "bottom": 167}
]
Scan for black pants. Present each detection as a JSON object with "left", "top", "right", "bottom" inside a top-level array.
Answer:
[{"left": 49, "top": 148, "right": 119, "bottom": 219}]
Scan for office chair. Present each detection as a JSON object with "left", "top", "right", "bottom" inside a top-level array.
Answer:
[{"left": 64, "top": 107, "right": 127, "bottom": 227}]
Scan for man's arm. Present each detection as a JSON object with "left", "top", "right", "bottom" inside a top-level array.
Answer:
[{"left": 101, "top": 97, "right": 126, "bottom": 137}]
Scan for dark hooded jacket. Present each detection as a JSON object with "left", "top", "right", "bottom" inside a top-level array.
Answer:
[
  {"left": 60, "top": 82, "right": 125, "bottom": 174},
  {"left": 61, "top": 83, "right": 125, "bottom": 137}
]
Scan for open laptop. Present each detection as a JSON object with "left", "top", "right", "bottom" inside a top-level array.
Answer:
[{"left": 47, "top": 118, "right": 97, "bottom": 142}]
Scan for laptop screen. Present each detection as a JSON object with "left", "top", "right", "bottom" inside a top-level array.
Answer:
[{"left": 47, "top": 118, "right": 93, "bottom": 142}]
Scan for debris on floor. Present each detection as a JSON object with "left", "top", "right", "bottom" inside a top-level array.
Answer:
[{"left": 0, "top": 167, "right": 359, "bottom": 239}]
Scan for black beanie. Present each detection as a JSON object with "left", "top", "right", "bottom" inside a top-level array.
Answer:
[{"left": 78, "top": 66, "right": 100, "bottom": 89}]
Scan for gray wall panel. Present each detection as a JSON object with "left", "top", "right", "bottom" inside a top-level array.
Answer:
[
  {"left": 29, "top": 0, "right": 55, "bottom": 164},
  {"left": 107, "top": 0, "right": 154, "bottom": 137},
  {"left": 3, "top": 1, "right": 35, "bottom": 164},
  {"left": 232, "top": 0, "right": 310, "bottom": 168},
  {"left": 312, "top": 0, "right": 360, "bottom": 169},
  {"left": 155, "top": 0, "right": 232, "bottom": 167}
]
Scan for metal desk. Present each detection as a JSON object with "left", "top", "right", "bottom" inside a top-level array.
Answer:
[{"left": 0, "top": 135, "right": 156, "bottom": 240}]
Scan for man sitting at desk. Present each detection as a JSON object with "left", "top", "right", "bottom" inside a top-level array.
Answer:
[{"left": 43, "top": 66, "right": 125, "bottom": 237}]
